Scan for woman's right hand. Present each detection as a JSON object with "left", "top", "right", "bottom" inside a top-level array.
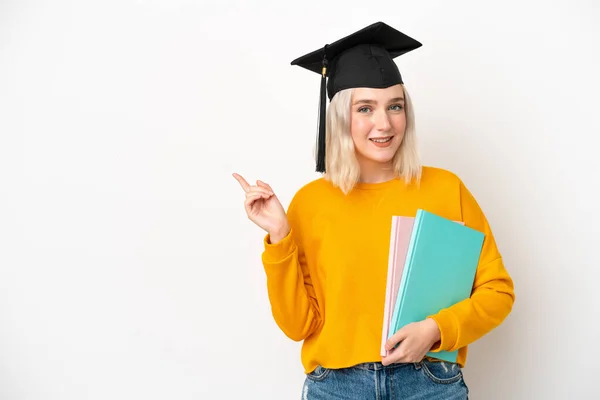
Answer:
[{"left": 232, "top": 173, "right": 290, "bottom": 243}]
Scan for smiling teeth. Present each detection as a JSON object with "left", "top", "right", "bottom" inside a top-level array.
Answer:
[{"left": 370, "top": 137, "right": 392, "bottom": 143}]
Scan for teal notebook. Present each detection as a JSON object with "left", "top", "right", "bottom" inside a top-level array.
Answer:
[{"left": 388, "top": 209, "right": 484, "bottom": 363}]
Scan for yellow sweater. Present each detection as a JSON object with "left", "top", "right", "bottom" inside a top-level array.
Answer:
[{"left": 261, "top": 166, "right": 515, "bottom": 374}]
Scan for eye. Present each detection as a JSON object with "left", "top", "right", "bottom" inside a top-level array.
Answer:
[
  {"left": 357, "top": 106, "right": 371, "bottom": 113},
  {"left": 389, "top": 104, "right": 404, "bottom": 111}
]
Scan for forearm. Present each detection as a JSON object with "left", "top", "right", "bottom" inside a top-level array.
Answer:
[
  {"left": 262, "top": 230, "right": 321, "bottom": 341},
  {"left": 428, "top": 257, "right": 515, "bottom": 352}
]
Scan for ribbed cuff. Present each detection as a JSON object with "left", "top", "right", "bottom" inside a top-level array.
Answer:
[
  {"left": 262, "top": 229, "right": 296, "bottom": 263},
  {"left": 428, "top": 309, "right": 458, "bottom": 352}
]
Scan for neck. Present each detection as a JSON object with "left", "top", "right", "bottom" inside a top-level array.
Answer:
[{"left": 357, "top": 158, "right": 395, "bottom": 184}]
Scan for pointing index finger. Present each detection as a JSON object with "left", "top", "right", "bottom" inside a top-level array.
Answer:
[{"left": 232, "top": 173, "right": 251, "bottom": 192}]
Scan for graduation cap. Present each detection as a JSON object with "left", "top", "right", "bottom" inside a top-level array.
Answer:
[{"left": 291, "top": 22, "right": 422, "bottom": 173}]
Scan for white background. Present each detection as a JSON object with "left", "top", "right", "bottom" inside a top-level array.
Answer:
[{"left": 1, "top": 0, "right": 599, "bottom": 398}]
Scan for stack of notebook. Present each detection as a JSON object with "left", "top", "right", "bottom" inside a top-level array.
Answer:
[{"left": 380, "top": 209, "right": 485, "bottom": 362}]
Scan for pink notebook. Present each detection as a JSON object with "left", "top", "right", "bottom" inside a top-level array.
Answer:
[
  {"left": 380, "top": 216, "right": 465, "bottom": 356},
  {"left": 381, "top": 216, "right": 414, "bottom": 356}
]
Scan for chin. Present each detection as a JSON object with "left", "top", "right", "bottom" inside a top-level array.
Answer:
[
  {"left": 368, "top": 148, "right": 398, "bottom": 162},
  {"left": 375, "top": 157, "right": 396, "bottom": 164},
  {"left": 362, "top": 154, "right": 396, "bottom": 165}
]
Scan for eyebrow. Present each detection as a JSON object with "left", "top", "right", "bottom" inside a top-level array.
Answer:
[{"left": 352, "top": 97, "right": 405, "bottom": 105}]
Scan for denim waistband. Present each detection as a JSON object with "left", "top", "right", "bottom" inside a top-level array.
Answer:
[
  {"left": 350, "top": 358, "right": 451, "bottom": 371},
  {"left": 351, "top": 362, "right": 418, "bottom": 371}
]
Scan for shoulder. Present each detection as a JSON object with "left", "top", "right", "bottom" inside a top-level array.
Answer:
[
  {"left": 284, "top": 178, "right": 335, "bottom": 232},
  {"left": 294, "top": 176, "right": 332, "bottom": 195},
  {"left": 419, "top": 166, "right": 487, "bottom": 219},
  {"left": 419, "top": 165, "right": 465, "bottom": 190},
  {"left": 288, "top": 177, "right": 335, "bottom": 209}
]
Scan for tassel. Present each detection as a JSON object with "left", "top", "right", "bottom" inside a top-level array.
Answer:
[{"left": 315, "top": 45, "right": 328, "bottom": 173}]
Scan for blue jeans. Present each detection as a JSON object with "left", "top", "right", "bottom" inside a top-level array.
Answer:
[{"left": 302, "top": 360, "right": 469, "bottom": 399}]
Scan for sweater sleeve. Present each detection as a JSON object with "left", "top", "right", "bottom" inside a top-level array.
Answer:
[
  {"left": 428, "top": 180, "right": 515, "bottom": 354},
  {"left": 261, "top": 197, "right": 322, "bottom": 342}
]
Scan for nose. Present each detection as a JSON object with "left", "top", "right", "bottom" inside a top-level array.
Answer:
[{"left": 373, "top": 109, "right": 391, "bottom": 132}]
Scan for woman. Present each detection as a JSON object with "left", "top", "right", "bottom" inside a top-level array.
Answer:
[{"left": 233, "top": 22, "right": 515, "bottom": 399}]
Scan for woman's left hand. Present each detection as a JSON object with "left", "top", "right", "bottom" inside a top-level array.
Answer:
[{"left": 381, "top": 318, "right": 442, "bottom": 366}]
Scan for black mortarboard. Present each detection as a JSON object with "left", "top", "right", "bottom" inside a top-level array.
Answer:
[{"left": 290, "top": 22, "right": 422, "bottom": 173}]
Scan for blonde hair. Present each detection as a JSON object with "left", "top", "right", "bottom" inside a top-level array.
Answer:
[{"left": 322, "top": 84, "right": 422, "bottom": 194}]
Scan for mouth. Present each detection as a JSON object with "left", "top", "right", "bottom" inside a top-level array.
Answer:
[{"left": 369, "top": 136, "right": 394, "bottom": 143}]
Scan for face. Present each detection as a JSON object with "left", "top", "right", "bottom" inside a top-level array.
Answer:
[{"left": 349, "top": 84, "right": 406, "bottom": 168}]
